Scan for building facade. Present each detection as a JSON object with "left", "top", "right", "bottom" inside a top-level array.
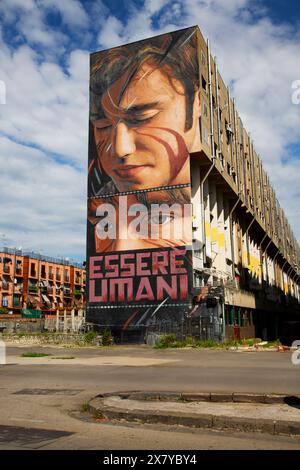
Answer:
[
  {"left": 0, "top": 248, "right": 86, "bottom": 324},
  {"left": 86, "top": 26, "right": 300, "bottom": 343}
]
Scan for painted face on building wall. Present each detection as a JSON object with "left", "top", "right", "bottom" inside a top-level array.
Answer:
[
  {"left": 90, "top": 41, "right": 201, "bottom": 193},
  {"left": 87, "top": 29, "right": 198, "bottom": 316},
  {"left": 88, "top": 188, "right": 192, "bottom": 252}
]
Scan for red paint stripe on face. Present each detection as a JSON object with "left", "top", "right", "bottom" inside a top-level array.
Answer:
[{"left": 136, "top": 127, "right": 189, "bottom": 179}]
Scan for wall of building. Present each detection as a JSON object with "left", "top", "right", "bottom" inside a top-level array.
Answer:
[
  {"left": 189, "top": 27, "right": 300, "bottom": 343},
  {"left": 0, "top": 248, "right": 86, "bottom": 318}
]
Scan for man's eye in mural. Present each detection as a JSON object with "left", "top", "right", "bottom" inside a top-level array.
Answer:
[
  {"left": 124, "top": 109, "right": 160, "bottom": 127},
  {"left": 95, "top": 109, "right": 160, "bottom": 133},
  {"left": 95, "top": 119, "right": 112, "bottom": 131},
  {"left": 147, "top": 213, "right": 174, "bottom": 226}
]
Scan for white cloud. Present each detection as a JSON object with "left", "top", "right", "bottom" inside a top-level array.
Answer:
[
  {"left": 97, "top": 16, "right": 124, "bottom": 49},
  {"left": 0, "top": 136, "right": 86, "bottom": 259},
  {"left": 0, "top": 43, "right": 89, "bottom": 166}
]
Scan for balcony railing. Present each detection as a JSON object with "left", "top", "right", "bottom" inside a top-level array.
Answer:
[
  {"left": 14, "top": 285, "right": 23, "bottom": 293},
  {"left": 29, "top": 285, "right": 38, "bottom": 294}
]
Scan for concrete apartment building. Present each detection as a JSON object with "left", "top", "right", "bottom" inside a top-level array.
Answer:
[
  {"left": 0, "top": 248, "right": 86, "bottom": 330},
  {"left": 86, "top": 26, "right": 300, "bottom": 344},
  {"left": 188, "top": 28, "right": 300, "bottom": 343}
]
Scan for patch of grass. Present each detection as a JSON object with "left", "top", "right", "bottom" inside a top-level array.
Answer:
[
  {"left": 81, "top": 402, "right": 90, "bottom": 412},
  {"left": 51, "top": 356, "right": 75, "bottom": 360},
  {"left": 154, "top": 335, "right": 264, "bottom": 350},
  {"left": 195, "top": 339, "right": 220, "bottom": 348},
  {"left": 21, "top": 352, "right": 51, "bottom": 357}
]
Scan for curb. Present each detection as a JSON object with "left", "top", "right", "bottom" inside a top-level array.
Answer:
[
  {"left": 98, "top": 390, "right": 300, "bottom": 405},
  {"left": 88, "top": 392, "right": 300, "bottom": 436}
]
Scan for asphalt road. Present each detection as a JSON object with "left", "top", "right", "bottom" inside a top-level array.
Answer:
[{"left": 0, "top": 344, "right": 300, "bottom": 450}]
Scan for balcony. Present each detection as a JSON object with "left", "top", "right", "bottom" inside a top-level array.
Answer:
[
  {"left": 47, "top": 287, "right": 54, "bottom": 296},
  {"left": 28, "top": 285, "right": 38, "bottom": 294},
  {"left": 14, "top": 285, "right": 23, "bottom": 294},
  {"left": 63, "top": 288, "right": 72, "bottom": 297}
]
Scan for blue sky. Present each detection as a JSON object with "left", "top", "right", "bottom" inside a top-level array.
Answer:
[{"left": 0, "top": 0, "right": 300, "bottom": 262}]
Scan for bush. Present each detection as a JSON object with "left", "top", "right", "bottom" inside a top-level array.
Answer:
[
  {"left": 155, "top": 334, "right": 177, "bottom": 348},
  {"left": 102, "top": 329, "right": 113, "bottom": 346},
  {"left": 84, "top": 330, "right": 98, "bottom": 344},
  {"left": 0, "top": 307, "right": 8, "bottom": 314}
]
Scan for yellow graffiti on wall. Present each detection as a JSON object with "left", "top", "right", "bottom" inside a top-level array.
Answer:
[
  {"left": 206, "top": 223, "right": 225, "bottom": 249},
  {"left": 242, "top": 251, "right": 262, "bottom": 278}
]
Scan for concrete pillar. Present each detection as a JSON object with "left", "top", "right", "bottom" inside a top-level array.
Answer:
[
  {"left": 209, "top": 182, "right": 218, "bottom": 267},
  {"left": 223, "top": 198, "right": 232, "bottom": 270},
  {"left": 204, "top": 179, "right": 212, "bottom": 260},
  {"left": 56, "top": 309, "right": 59, "bottom": 332},
  {"left": 190, "top": 160, "right": 203, "bottom": 268},
  {"left": 63, "top": 309, "right": 67, "bottom": 332},
  {"left": 216, "top": 189, "right": 226, "bottom": 274},
  {"left": 71, "top": 309, "right": 75, "bottom": 332}
]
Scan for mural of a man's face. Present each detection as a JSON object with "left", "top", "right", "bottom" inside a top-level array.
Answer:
[
  {"left": 89, "top": 189, "right": 192, "bottom": 252},
  {"left": 92, "top": 62, "right": 200, "bottom": 192}
]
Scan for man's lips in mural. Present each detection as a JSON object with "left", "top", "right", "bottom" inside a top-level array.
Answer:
[{"left": 113, "top": 164, "right": 152, "bottom": 179}]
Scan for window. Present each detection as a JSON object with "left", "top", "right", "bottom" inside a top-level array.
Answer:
[
  {"left": 41, "top": 264, "right": 46, "bottom": 278},
  {"left": 219, "top": 153, "right": 225, "bottom": 169},
  {"left": 201, "top": 51, "right": 206, "bottom": 66},
  {"left": 201, "top": 75, "right": 207, "bottom": 92},
  {"left": 30, "top": 263, "right": 36, "bottom": 277}
]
